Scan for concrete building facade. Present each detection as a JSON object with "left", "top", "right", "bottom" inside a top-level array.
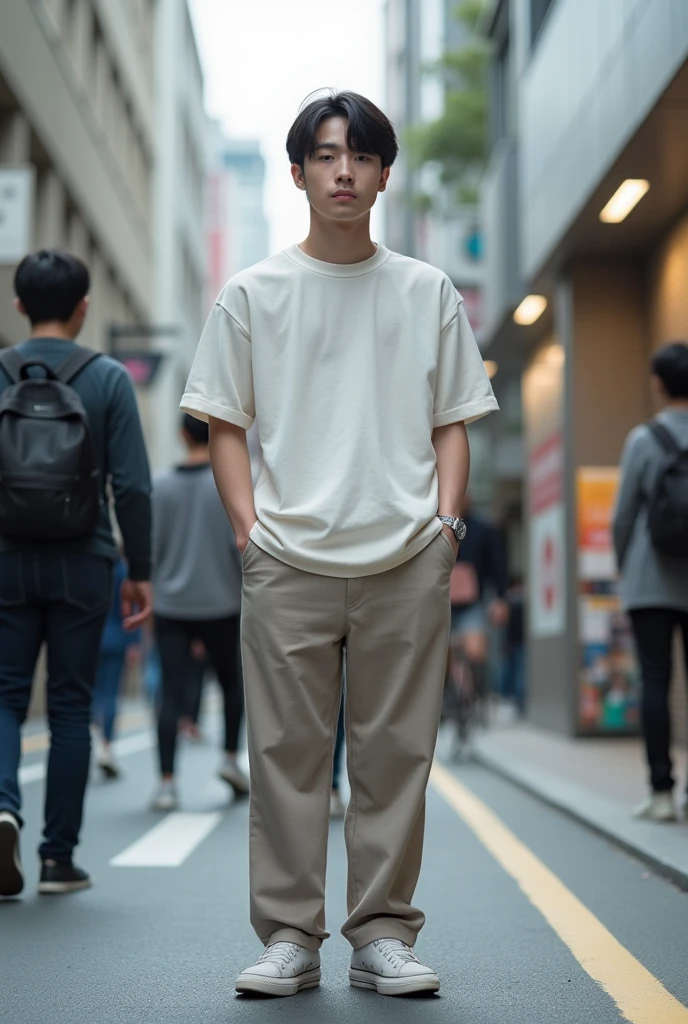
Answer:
[
  {"left": 0, "top": 0, "right": 155, "bottom": 353},
  {"left": 481, "top": 0, "right": 688, "bottom": 739}
]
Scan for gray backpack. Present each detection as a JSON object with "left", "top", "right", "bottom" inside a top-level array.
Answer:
[{"left": 0, "top": 346, "right": 101, "bottom": 541}]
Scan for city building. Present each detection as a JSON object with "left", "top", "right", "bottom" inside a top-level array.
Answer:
[
  {"left": 206, "top": 128, "right": 269, "bottom": 307},
  {"left": 384, "top": 0, "right": 521, "bottom": 518},
  {"left": 151, "top": 0, "right": 208, "bottom": 470},
  {"left": 0, "top": 0, "right": 155, "bottom": 353},
  {"left": 481, "top": 0, "right": 688, "bottom": 739}
]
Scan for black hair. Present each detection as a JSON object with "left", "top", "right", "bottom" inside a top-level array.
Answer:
[
  {"left": 652, "top": 342, "right": 688, "bottom": 399},
  {"left": 181, "top": 413, "right": 209, "bottom": 446},
  {"left": 287, "top": 90, "right": 398, "bottom": 170},
  {"left": 14, "top": 248, "right": 90, "bottom": 325}
]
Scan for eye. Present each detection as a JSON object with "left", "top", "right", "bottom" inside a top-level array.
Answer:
[{"left": 319, "top": 155, "right": 334, "bottom": 161}]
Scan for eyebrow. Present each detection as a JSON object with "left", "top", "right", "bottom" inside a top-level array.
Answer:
[{"left": 313, "top": 142, "right": 342, "bottom": 151}]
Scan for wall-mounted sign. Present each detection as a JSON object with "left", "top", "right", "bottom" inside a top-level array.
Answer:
[
  {"left": 529, "top": 433, "right": 565, "bottom": 637},
  {"left": 0, "top": 167, "right": 34, "bottom": 265},
  {"left": 113, "top": 350, "right": 164, "bottom": 388}
]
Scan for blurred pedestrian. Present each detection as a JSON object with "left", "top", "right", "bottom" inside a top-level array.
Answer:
[
  {"left": 151, "top": 414, "right": 248, "bottom": 811},
  {"left": 92, "top": 556, "right": 142, "bottom": 780},
  {"left": 613, "top": 341, "right": 688, "bottom": 823},
  {"left": 182, "top": 90, "right": 497, "bottom": 996},
  {"left": 0, "top": 249, "right": 152, "bottom": 898}
]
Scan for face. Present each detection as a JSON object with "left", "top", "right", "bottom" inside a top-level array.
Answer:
[{"left": 291, "top": 116, "right": 390, "bottom": 223}]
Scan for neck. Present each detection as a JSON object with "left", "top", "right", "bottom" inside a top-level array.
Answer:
[
  {"left": 184, "top": 447, "right": 211, "bottom": 466},
  {"left": 30, "top": 322, "right": 77, "bottom": 341},
  {"left": 299, "top": 211, "right": 377, "bottom": 265},
  {"left": 666, "top": 399, "right": 688, "bottom": 412}
]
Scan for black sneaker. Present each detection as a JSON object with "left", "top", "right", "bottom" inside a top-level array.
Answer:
[
  {"left": 38, "top": 859, "right": 91, "bottom": 894},
  {"left": 0, "top": 812, "right": 23, "bottom": 897}
]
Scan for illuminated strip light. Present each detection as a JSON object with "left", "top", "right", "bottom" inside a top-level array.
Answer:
[
  {"left": 513, "top": 295, "right": 547, "bottom": 326},
  {"left": 599, "top": 179, "right": 649, "bottom": 223}
]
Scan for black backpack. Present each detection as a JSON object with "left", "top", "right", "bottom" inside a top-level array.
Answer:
[
  {"left": 647, "top": 420, "right": 688, "bottom": 559},
  {"left": 0, "top": 345, "right": 102, "bottom": 542}
]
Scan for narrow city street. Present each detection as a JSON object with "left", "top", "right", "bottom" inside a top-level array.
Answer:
[{"left": 3, "top": 711, "right": 688, "bottom": 1024}]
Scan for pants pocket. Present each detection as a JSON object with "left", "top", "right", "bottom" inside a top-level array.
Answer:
[
  {"left": 0, "top": 552, "right": 26, "bottom": 606},
  {"left": 60, "top": 554, "right": 113, "bottom": 613}
]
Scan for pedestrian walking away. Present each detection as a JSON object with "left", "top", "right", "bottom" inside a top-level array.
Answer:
[
  {"left": 0, "top": 249, "right": 152, "bottom": 899},
  {"left": 613, "top": 341, "right": 688, "bottom": 824},
  {"left": 151, "top": 414, "right": 248, "bottom": 812},
  {"left": 182, "top": 90, "right": 498, "bottom": 998}
]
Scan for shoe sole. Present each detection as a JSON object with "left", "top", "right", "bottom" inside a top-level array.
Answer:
[
  {"left": 99, "top": 763, "right": 120, "bottom": 780},
  {"left": 38, "top": 879, "right": 92, "bottom": 895},
  {"left": 0, "top": 818, "right": 23, "bottom": 897},
  {"left": 349, "top": 968, "right": 440, "bottom": 996},
  {"left": 219, "top": 773, "right": 250, "bottom": 799},
  {"left": 235, "top": 968, "right": 321, "bottom": 997}
]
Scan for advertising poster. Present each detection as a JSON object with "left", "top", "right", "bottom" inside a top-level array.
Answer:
[
  {"left": 577, "top": 468, "right": 640, "bottom": 733},
  {"left": 530, "top": 434, "right": 566, "bottom": 637}
]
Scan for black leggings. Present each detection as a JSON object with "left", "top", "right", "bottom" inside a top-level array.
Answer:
[
  {"left": 155, "top": 614, "right": 243, "bottom": 776},
  {"left": 629, "top": 608, "right": 688, "bottom": 794}
]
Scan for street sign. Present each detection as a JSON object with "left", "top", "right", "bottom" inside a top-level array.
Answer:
[
  {"left": 114, "top": 351, "right": 164, "bottom": 387},
  {"left": 0, "top": 167, "right": 34, "bottom": 265}
]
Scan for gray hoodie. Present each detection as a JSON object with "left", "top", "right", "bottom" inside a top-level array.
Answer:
[{"left": 613, "top": 409, "right": 688, "bottom": 613}]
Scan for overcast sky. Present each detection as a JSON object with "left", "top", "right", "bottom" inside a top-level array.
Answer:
[{"left": 189, "top": 0, "right": 386, "bottom": 253}]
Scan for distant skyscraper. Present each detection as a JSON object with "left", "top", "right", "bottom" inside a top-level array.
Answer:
[{"left": 207, "top": 127, "right": 269, "bottom": 307}]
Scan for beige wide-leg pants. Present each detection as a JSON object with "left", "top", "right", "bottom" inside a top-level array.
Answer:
[{"left": 240, "top": 530, "right": 455, "bottom": 951}]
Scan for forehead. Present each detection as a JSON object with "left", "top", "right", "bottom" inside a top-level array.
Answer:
[{"left": 314, "top": 115, "right": 350, "bottom": 148}]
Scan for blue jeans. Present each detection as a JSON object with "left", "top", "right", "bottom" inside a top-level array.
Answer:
[
  {"left": 0, "top": 551, "right": 111, "bottom": 862},
  {"left": 93, "top": 649, "right": 126, "bottom": 742}
]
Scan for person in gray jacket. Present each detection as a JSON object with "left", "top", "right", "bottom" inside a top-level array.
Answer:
[
  {"left": 613, "top": 342, "right": 688, "bottom": 822},
  {"left": 151, "top": 414, "right": 248, "bottom": 811}
]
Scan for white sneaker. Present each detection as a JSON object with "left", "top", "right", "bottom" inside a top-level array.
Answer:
[
  {"left": 151, "top": 782, "right": 178, "bottom": 812},
  {"left": 96, "top": 743, "right": 120, "bottom": 780},
  {"left": 219, "top": 758, "right": 250, "bottom": 798},
  {"left": 633, "top": 792, "right": 677, "bottom": 822},
  {"left": 235, "top": 942, "right": 321, "bottom": 997},
  {"left": 349, "top": 938, "right": 440, "bottom": 996},
  {"left": 330, "top": 790, "right": 346, "bottom": 819}
]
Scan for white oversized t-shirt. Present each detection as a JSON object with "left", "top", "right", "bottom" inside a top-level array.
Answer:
[{"left": 180, "top": 244, "right": 498, "bottom": 577}]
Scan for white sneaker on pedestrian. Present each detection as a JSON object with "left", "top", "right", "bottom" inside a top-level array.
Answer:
[
  {"left": 633, "top": 792, "right": 677, "bottom": 822},
  {"left": 330, "top": 789, "right": 346, "bottom": 819},
  {"left": 235, "top": 942, "right": 321, "bottom": 997},
  {"left": 349, "top": 938, "right": 440, "bottom": 996},
  {"left": 218, "top": 757, "right": 250, "bottom": 798},
  {"left": 151, "top": 781, "right": 178, "bottom": 812},
  {"left": 95, "top": 740, "right": 120, "bottom": 781}
]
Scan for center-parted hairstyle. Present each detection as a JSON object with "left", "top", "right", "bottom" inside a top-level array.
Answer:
[{"left": 287, "top": 90, "right": 399, "bottom": 170}]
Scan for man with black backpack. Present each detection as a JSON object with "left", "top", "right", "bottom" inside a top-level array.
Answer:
[
  {"left": 0, "top": 249, "right": 152, "bottom": 897},
  {"left": 613, "top": 341, "right": 688, "bottom": 823}
]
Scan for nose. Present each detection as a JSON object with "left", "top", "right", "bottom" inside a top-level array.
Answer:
[{"left": 335, "top": 157, "right": 354, "bottom": 183}]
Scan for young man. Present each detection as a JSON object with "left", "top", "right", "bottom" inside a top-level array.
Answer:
[
  {"left": 0, "top": 249, "right": 152, "bottom": 897},
  {"left": 181, "top": 91, "right": 498, "bottom": 997},
  {"left": 613, "top": 341, "right": 688, "bottom": 822},
  {"left": 151, "top": 414, "right": 248, "bottom": 811}
]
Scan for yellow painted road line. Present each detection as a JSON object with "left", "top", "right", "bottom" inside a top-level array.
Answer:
[
  {"left": 430, "top": 761, "right": 688, "bottom": 1024},
  {"left": 21, "top": 709, "right": 151, "bottom": 754}
]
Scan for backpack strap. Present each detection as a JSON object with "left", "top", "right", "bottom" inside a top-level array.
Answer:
[
  {"left": 55, "top": 346, "right": 101, "bottom": 384},
  {"left": 0, "top": 346, "right": 27, "bottom": 385},
  {"left": 648, "top": 420, "right": 683, "bottom": 457}
]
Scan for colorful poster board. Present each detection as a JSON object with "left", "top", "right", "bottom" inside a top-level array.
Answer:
[
  {"left": 576, "top": 468, "right": 640, "bottom": 733},
  {"left": 530, "top": 434, "right": 566, "bottom": 637}
]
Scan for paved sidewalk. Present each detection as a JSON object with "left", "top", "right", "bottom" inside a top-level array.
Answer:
[{"left": 471, "top": 719, "right": 688, "bottom": 890}]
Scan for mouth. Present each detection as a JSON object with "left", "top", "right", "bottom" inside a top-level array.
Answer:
[{"left": 332, "top": 191, "right": 357, "bottom": 201}]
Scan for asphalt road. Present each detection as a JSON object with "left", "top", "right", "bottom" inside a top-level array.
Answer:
[{"left": 2, "top": 712, "right": 688, "bottom": 1024}]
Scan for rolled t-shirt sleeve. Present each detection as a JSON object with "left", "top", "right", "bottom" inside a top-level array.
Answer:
[
  {"left": 433, "top": 298, "right": 499, "bottom": 427},
  {"left": 180, "top": 300, "right": 255, "bottom": 429}
]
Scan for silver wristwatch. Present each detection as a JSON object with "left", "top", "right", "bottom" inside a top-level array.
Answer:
[{"left": 438, "top": 515, "right": 467, "bottom": 543}]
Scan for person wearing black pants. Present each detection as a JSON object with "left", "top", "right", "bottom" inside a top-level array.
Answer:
[
  {"left": 613, "top": 342, "right": 688, "bottom": 822},
  {"left": 155, "top": 614, "right": 243, "bottom": 783},
  {"left": 151, "top": 415, "right": 247, "bottom": 811}
]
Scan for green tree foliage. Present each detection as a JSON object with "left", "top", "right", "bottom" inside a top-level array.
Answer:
[{"left": 407, "top": 0, "right": 489, "bottom": 205}]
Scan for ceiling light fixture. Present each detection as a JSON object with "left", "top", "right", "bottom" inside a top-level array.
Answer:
[
  {"left": 599, "top": 179, "right": 650, "bottom": 223},
  {"left": 513, "top": 295, "right": 547, "bottom": 326},
  {"left": 484, "top": 360, "right": 498, "bottom": 379}
]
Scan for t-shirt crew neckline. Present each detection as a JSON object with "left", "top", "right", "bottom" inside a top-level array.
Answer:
[{"left": 284, "top": 243, "right": 391, "bottom": 278}]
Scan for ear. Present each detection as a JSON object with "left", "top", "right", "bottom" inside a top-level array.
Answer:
[
  {"left": 378, "top": 166, "right": 391, "bottom": 193},
  {"left": 77, "top": 296, "right": 90, "bottom": 319},
  {"left": 13, "top": 297, "right": 26, "bottom": 317},
  {"left": 291, "top": 163, "right": 307, "bottom": 192}
]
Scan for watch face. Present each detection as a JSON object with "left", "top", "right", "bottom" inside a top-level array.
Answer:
[{"left": 456, "top": 521, "right": 467, "bottom": 542}]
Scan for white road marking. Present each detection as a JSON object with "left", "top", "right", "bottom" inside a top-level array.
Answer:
[
  {"left": 18, "top": 729, "right": 155, "bottom": 786},
  {"left": 110, "top": 812, "right": 222, "bottom": 867}
]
